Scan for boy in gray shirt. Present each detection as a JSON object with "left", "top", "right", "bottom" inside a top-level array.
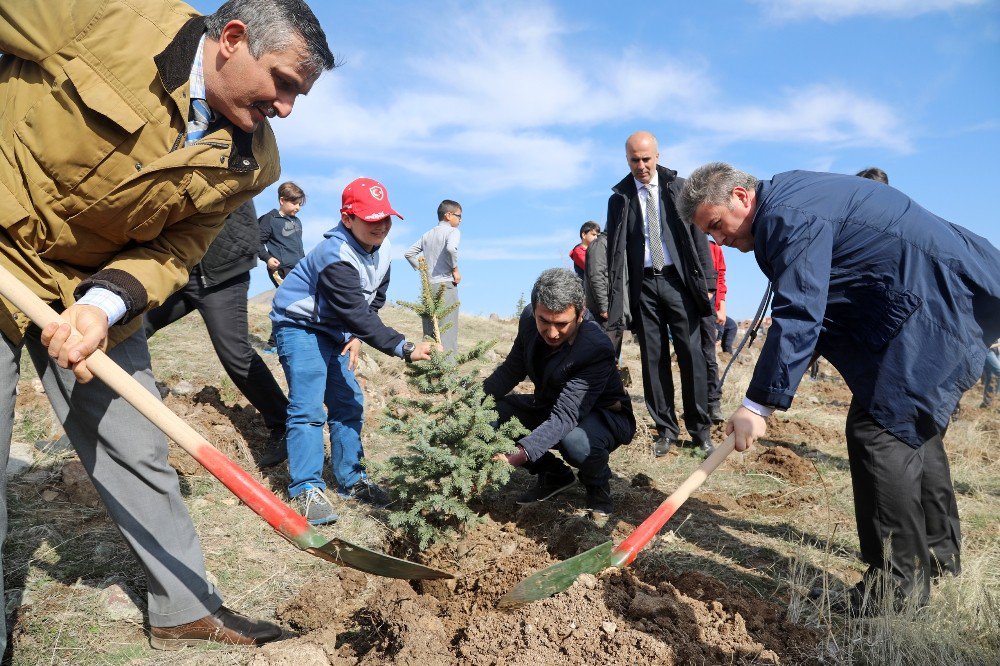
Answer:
[{"left": 405, "top": 199, "right": 462, "bottom": 351}]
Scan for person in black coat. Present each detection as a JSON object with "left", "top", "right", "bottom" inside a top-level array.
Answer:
[
  {"left": 604, "top": 131, "right": 716, "bottom": 457},
  {"left": 144, "top": 200, "right": 290, "bottom": 468},
  {"left": 486, "top": 269, "right": 636, "bottom": 516}
]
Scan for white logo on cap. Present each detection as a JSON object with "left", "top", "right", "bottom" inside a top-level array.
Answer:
[{"left": 369, "top": 186, "right": 385, "bottom": 201}]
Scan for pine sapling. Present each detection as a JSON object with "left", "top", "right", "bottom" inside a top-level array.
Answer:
[{"left": 375, "top": 258, "right": 526, "bottom": 549}]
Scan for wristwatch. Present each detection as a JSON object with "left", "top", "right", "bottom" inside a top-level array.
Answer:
[{"left": 402, "top": 341, "right": 415, "bottom": 363}]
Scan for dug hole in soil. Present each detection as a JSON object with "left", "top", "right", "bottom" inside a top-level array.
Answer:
[{"left": 257, "top": 483, "right": 819, "bottom": 665}]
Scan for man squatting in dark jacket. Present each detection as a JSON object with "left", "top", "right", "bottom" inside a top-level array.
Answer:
[
  {"left": 604, "top": 132, "right": 717, "bottom": 458},
  {"left": 144, "top": 201, "right": 290, "bottom": 468},
  {"left": 679, "top": 163, "right": 1000, "bottom": 612},
  {"left": 486, "top": 269, "right": 636, "bottom": 516}
]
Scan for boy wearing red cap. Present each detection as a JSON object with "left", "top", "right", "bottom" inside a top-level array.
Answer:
[{"left": 270, "top": 178, "right": 435, "bottom": 524}]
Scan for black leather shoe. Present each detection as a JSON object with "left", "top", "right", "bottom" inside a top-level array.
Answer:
[
  {"left": 653, "top": 434, "right": 675, "bottom": 457},
  {"left": 150, "top": 606, "right": 282, "bottom": 650},
  {"left": 258, "top": 429, "right": 288, "bottom": 469},
  {"left": 516, "top": 470, "right": 576, "bottom": 504},
  {"left": 697, "top": 439, "right": 715, "bottom": 457},
  {"left": 708, "top": 401, "right": 724, "bottom": 424},
  {"left": 585, "top": 483, "right": 613, "bottom": 516}
]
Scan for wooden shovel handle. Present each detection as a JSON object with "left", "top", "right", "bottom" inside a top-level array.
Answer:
[
  {"left": 0, "top": 264, "right": 318, "bottom": 547},
  {"left": 614, "top": 433, "right": 736, "bottom": 565}
]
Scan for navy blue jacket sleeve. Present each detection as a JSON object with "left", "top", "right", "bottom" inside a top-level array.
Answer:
[
  {"left": 370, "top": 266, "right": 390, "bottom": 313},
  {"left": 317, "top": 262, "right": 405, "bottom": 357},
  {"left": 748, "top": 207, "right": 834, "bottom": 409},
  {"left": 518, "top": 348, "right": 613, "bottom": 461},
  {"left": 257, "top": 213, "right": 273, "bottom": 263},
  {"left": 483, "top": 314, "right": 530, "bottom": 399}
]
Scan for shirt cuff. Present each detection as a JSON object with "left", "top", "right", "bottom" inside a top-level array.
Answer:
[
  {"left": 742, "top": 397, "right": 775, "bottom": 417},
  {"left": 76, "top": 288, "right": 128, "bottom": 325},
  {"left": 393, "top": 339, "right": 406, "bottom": 358}
]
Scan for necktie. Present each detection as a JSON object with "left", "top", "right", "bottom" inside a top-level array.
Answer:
[
  {"left": 645, "top": 185, "right": 666, "bottom": 271},
  {"left": 186, "top": 97, "right": 212, "bottom": 146}
]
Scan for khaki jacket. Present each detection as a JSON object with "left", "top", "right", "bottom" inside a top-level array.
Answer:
[{"left": 0, "top": 0, "right": 280, "bottom": 345}]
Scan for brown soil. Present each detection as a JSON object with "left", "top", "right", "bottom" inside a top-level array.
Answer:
[
  {"left": 735, "top": 445, "right": 817, "bottom": 485},
  {"left": 258, "top": 516, "right": 820, "bottom": 665}
]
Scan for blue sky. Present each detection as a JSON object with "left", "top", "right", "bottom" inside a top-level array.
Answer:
[{"left": 192, "top": 0, "right": 999, "bottom": 319}]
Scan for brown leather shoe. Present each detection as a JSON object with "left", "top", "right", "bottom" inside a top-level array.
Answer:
[{"left": 149, "top": 606, "right": 282, "bottom": 650}]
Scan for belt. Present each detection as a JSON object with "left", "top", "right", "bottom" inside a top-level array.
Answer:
[{"left": 643, "top": 265, "right": 679, "bottom": 278}]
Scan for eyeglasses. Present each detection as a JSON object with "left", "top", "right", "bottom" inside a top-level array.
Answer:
[{"left": 449, "top": 211, "right": 463, "bottom": 219}]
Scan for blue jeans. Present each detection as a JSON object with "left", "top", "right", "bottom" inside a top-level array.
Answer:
[{"left": 275, "top": 325, "right": 366, "bottom": 497}]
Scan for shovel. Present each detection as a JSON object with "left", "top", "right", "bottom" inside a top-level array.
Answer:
[
  {"left": 499, "top": 433, "right": 736, "bottom": 606},
  {"left": 0, "top": 264, "right": 452, "bottom": 581}
]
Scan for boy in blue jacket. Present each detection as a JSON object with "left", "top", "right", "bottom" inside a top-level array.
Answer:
[{"left": 270, "top": 178, "right": 434, "bottom": 524}]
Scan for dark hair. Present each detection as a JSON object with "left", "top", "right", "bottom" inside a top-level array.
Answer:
[
  {"left": 579, "top": 221, "right": 600, "bottom": 238},
  {"left": 437, "top": 199, "right": 462, "bottom": 221},
  {"left": 531, "top": 268, "right": 584, "bottom": 315},
  {"left": 277, "top": 181, "right": 305, "bottom": 203},
  {"left": 205, "top": 0, "right": 335, "bottom": 75},
  {"left": 856, "top": 167, "right": 889, "bottom": 185}
]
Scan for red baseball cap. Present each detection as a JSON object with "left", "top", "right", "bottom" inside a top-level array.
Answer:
[{"left": 340, "top": 177, "right": 404, "bottom": 222}]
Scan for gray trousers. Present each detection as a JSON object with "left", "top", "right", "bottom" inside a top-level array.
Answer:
[
  {"left": 421, "top": 282, "right": 459, "bottom": 352},
  {"left": 0, "top": 327, "right": 221, "bottom": 651}
]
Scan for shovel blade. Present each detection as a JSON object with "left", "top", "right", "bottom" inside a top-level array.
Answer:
[
  {"left": 498, "top": 540, "right": 619, "bottom": 608},
  {"left": 308, "top": 538, "right": 454, "bottom": 580}
]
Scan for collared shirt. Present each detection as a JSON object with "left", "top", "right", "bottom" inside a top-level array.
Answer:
[
  {"left": 404, "top": 222, "right": 461, "bottom": 284},
  {"left": 633, "top": 173, "right": 674, "bottom": 268},
  {"left": 78, "top": 34, "right": 213, "bottom": 325}
]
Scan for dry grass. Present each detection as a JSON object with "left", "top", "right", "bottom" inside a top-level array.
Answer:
[{"left": 5, "top": 303, "right": 999, "bottom": 664}]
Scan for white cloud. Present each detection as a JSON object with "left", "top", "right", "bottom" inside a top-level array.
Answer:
[
  {"left": 754, "top": 0, "right": 984, "bottom": 22},
  {"left": 273, "top": 1, "right": 915, "bottom": 192},
  {"left": 461, "top": 231, "right": 576, "bottom": 261},
  {"left": 684, "top": 85, "right": 913, "bottom": 153}
]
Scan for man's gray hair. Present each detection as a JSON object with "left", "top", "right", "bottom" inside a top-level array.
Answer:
[
  {"left": 205, "top": 0, "right": 335, "bottom": 75},
  {"left": 531, "top": 268, "right": 585, "bottom": 315},
  {"left": 678, "top": 162, "right": 758, "bottom": 225}
]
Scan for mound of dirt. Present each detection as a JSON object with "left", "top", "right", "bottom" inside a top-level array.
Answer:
[
  {"left": 766, "top": 416, "right": 843, "bottom": 450},
  {"left": 263, "top": 518, "right": 819, "bottom": 665},
  {"left": 732, "top": 445, "right": 816, "bottom": 485}
]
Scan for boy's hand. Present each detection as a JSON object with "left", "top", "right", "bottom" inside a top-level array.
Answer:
[
  {"left": 266, "top": 257, "right": 280, "bottom": 271},
  {"left": 341, "top": 337, "right": 362, "bottom": 371},
  {"left": 409, "top": 341, "right": 439, "bottom": 362},
  {"left": 452, "top": 268, "right": 461, "bottom": 286},
  {"left": 715, "top": 300, "right": 727, "bottom": 325},
  {"left": 40, "top": 304, "right": 109, "bottom": 383}
]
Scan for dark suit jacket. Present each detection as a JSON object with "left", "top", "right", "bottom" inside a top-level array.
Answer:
[
  {"left": 604, "top": 165, "right": 716, "bottom": 332},
  {"left": 483, "top": 306, "right": 636, "bottom": 461}
]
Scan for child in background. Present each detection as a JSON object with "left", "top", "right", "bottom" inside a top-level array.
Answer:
[
  {"left": 270, "top": 178, "right": 435, "bottom": 524},
  {"left": 570, "top": 221, "right": 600, "bottom": 279},
  {"left": 259, "top": 181, "right": 307, "bottom": 352}
]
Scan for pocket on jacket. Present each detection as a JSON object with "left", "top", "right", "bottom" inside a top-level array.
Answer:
[
  {"left": 15, "top": 57, "right": 146, "bottom": 204},
  {"left": 846, "top": 280, "right": 922, "bottom": 352}
]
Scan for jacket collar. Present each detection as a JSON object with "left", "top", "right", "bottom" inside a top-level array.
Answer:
[
  {"left": 611, "top": 165, "right": 677, "bottom": 197},
  {"left": 154, "top": 16, "right": 260, "bottom": 174}
]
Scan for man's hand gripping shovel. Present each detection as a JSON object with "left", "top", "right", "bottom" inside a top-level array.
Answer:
[
  {"left": 499, "top": 434, "right": 736, "bottom": 607},
  {"left": 0, "top": 264, "right": 452, "bottom": 581}
]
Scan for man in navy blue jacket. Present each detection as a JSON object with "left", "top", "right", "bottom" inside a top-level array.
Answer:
[
  {"left": 679, "top": 162, "right": 1000, "bottom": 611},
  {"left": 486, "top": 268, "right": 636, "bottom": 516}
]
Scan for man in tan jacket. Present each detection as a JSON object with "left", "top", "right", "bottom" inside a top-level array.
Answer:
[{"left": 0, "top": 0, "right": 333, "bottom": 653}]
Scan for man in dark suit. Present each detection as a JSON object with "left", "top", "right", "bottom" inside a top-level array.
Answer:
[
  {"left": 604, "top": 131, "right": 716, "bottom": 457},
  {"left": 486, "top": 269, "right": 636, "bottom": 516}
]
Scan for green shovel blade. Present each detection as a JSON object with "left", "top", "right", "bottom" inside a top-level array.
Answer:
[
  {"left": 307, "top": 537, "right": 454, "bottom": 580},
  {"left": 498, "top": 540, "right": 620, "bottom": 608}
]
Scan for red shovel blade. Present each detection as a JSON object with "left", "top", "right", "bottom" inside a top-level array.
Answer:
[{"left": 499, "top": 435, "right": 736, "bottom": 607}]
